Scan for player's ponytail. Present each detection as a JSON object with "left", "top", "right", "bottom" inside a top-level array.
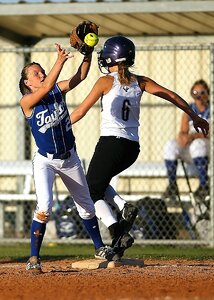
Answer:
[
  {"left": 19, "top": 77, "right": 30, "bottom": 96},
  {"left": 117, "top": 62, "right": 135, "bottom": 86}
]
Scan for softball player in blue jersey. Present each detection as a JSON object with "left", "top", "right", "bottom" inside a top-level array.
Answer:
[
  {"left": 19, "top": 44, "right": 116, "bottom": 273},
  {"left": 163, "top": 79, "right": 210, "bottom": 201},
  {"left": 70, "top": 36, "right": 209, "bottom": 258}
]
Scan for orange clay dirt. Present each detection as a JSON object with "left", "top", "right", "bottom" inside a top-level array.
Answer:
[{"left": 0, "top": 258, "right": 214, "bottom": 300}]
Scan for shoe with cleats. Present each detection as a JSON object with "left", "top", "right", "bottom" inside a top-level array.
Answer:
[
  {"left": 112, "top": 232, "right": 134, "bottom": 259},
  {"left": 120, "top": 203, "right": 138, "bottom": 232},
  {"left": 94, "top": 245, "right": 120, "bottom": 261},
  {"left": 26, "top": 256, "right": 42, "bottom": 273},
  {"left": 122, "top": 203, "right": 138, "bottom": 231}
]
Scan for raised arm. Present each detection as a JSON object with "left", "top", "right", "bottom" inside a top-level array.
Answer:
[
  {"left": 58, "top": 53, "right": 92, "bottom": 93},
  {"left": 139, "top": 76, "right": 209, "bottom": 137},
  {"left": 20, "top": 44, "right": 72, "bottom": 116}
]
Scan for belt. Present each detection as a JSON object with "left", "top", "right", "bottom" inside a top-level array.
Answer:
[{"left": 38, "top": 149, "right": 71, "bottom": 160}]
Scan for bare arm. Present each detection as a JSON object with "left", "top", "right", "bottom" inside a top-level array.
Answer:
[
  {"left": 58, "top": 53, "right": 92, "bottom": 93},
  {"left": 20, "top": 44, "right": 72, "bottom": 116},
  {"left": 140, "top": 76, "right": 209, "bottom": 137},
  {"left": 178, "top": 112, "right": 208, "bottom": 147},
  {"left": 70, "top": 76, "right": 112, "bottom": 124},
  {"left": 177, "top": 113, "right": 190, "bottom": 147}
]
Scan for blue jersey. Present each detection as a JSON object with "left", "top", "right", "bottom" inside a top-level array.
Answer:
[
  {"left": 188, "top": 102, "right": 210, "bottom": 133},
  {"left": 26, "top": 84, "right": 75, "bottom": 154}
]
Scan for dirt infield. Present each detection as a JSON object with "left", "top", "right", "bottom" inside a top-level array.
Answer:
[{"left": 0, "top": 258, "right": 214, "bottom": 300}]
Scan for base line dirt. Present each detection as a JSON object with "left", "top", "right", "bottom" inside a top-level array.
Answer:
[{"left": 0, "top": 258, "right": 214, "bottom": 300}]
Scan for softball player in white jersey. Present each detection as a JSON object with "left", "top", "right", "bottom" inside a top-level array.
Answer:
[
  {"left": 163, "top": 79, "right": 210, "bottom": 201},
  {"left": 19, "top": 44, "right": 116, "bottom": 273},
  {"left": 70, "top": 36, "right": 209, "bottom": 257}
]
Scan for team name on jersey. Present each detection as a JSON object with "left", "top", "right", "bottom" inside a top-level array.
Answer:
[{"left": 37, "top": 102, "right": 67, "bottom": 134}]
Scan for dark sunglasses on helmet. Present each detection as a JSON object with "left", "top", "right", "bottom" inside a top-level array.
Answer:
[{"left": 192, "top": 90, "right": 208, "bottom": 97}]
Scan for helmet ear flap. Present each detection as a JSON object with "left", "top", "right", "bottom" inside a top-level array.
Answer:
[{"left": 98, "top": 50, "right": 110, "bottom": 74}]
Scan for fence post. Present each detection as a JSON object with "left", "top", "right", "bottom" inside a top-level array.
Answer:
[{"left": 209, "top": 44, "right": 214, "bottom": 247}]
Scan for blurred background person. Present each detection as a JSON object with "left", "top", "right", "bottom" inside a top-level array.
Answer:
[{"left": 163, "top": 79, "right": 210, "bottom": 202}]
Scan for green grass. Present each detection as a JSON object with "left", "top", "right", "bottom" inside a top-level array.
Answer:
[{"left": 0, "top": 243, "right": 214, "bottom": 262}]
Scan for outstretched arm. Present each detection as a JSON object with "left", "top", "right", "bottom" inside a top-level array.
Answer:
[
  {"left": 140, "top": 76, "right": 209, "bottom": 137},
  {"left": 58, "top": 53, "right": 92, "bottom": 93},
  {"left": 20, "top": 44, "right": 72, "bottom": 115}
]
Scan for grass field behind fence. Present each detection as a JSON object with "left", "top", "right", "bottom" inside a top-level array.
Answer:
[{"left": 0, "top": 244, "right": 214, "bottom": 262}]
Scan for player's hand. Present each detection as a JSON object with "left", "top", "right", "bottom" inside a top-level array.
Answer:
[
  {"left": 55, "top": 43, "right": 73, "bottom": 63},
  {"left": 193, "top": 116, "right": 209, "bottom": 137}
]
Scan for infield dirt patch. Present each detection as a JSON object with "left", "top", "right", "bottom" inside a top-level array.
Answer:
[{"left": 0, "top": 258, "right": 214, "bottom": 300}]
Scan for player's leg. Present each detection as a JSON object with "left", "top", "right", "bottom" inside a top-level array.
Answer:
[
  {"left": 86, "top": 136, "right": 139, "bottom": 255},
  {"left": 163, "top": 139, "right": 181, "bottom": 200},
  {"left": 190, "top": 138, "right": 209, "bottom": 200},
  {"left": 104, "top": 185, "right": 138, "bottom": 232},
  {"left": 59, "top": 147, "right": 117, "bottom": 261},
  {"left": 26, "top": 152, "right": 56, "bottom": 273},
  {"left": 86, "top": 137, "right": 119, "bottom": 240},
  {"left": 104, "top": 185, "right": 126, "bottom": 210}
]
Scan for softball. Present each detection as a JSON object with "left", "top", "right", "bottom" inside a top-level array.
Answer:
[{"left": 84, "top": 33, "right": 99, "bottom": 47}]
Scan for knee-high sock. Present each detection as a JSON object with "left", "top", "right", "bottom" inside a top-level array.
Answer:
[
  {"left": 82, "top": 216, "right": 104, "bottom": 250},
  {"left": 165, "top": 159, "right": 177, "bottom": 185},
  {"left": 95, "top": 199, "right": 117, "bottom": 228},
  {"left": 193, "top": 156, "right": 209, "bottom": 187},
  {"left": 105, "top": 185, "right": 126, "bottom": 211},
  {"left": 94, "top": 199, "right": 118, "bottom": 240},
  {"left": 30, "top": 220, "right": 46, "bottom": 258}
]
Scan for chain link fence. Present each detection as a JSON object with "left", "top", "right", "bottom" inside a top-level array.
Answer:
[{"left": 0, "top": 42, "right": 213, "bottom": 245}]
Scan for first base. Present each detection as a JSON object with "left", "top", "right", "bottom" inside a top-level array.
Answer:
[{"left": 71, "top": 258, "right": 144, "bottom": 270}]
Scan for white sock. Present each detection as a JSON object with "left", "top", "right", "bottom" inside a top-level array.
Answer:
[
  {"left": 94, "top": 199, "right": 117, "bottom": 228},
  {"left": 113, "top": 195, "right": 126, "bottom": 211},
  {"left": 105, "top": 185, "right": 126, "bottom": 211}
]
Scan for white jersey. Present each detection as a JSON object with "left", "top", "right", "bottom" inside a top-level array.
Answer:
[{"left": 100, "top": 72, "right": 143, "bottom": 142}]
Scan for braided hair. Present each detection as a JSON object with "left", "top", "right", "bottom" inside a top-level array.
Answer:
[{"left": 117, "top": 62, "right": 135, "bottom": 86}]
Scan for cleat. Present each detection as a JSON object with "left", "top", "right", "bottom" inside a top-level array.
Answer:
[
  {"left": 94, "top": 245, "right": 120, "bottom": 261},
  {"left": 26, "top": 256, "right": 42, "bottom": 274},
  {"left": 121, "top": 203, "right": 138, "bottom": 232},
  {"left": 112, "top": 232, "right": 134, "bottom": 259},
  {"left": 120, "top": 232, "right": 134, "bottom": 248}
]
